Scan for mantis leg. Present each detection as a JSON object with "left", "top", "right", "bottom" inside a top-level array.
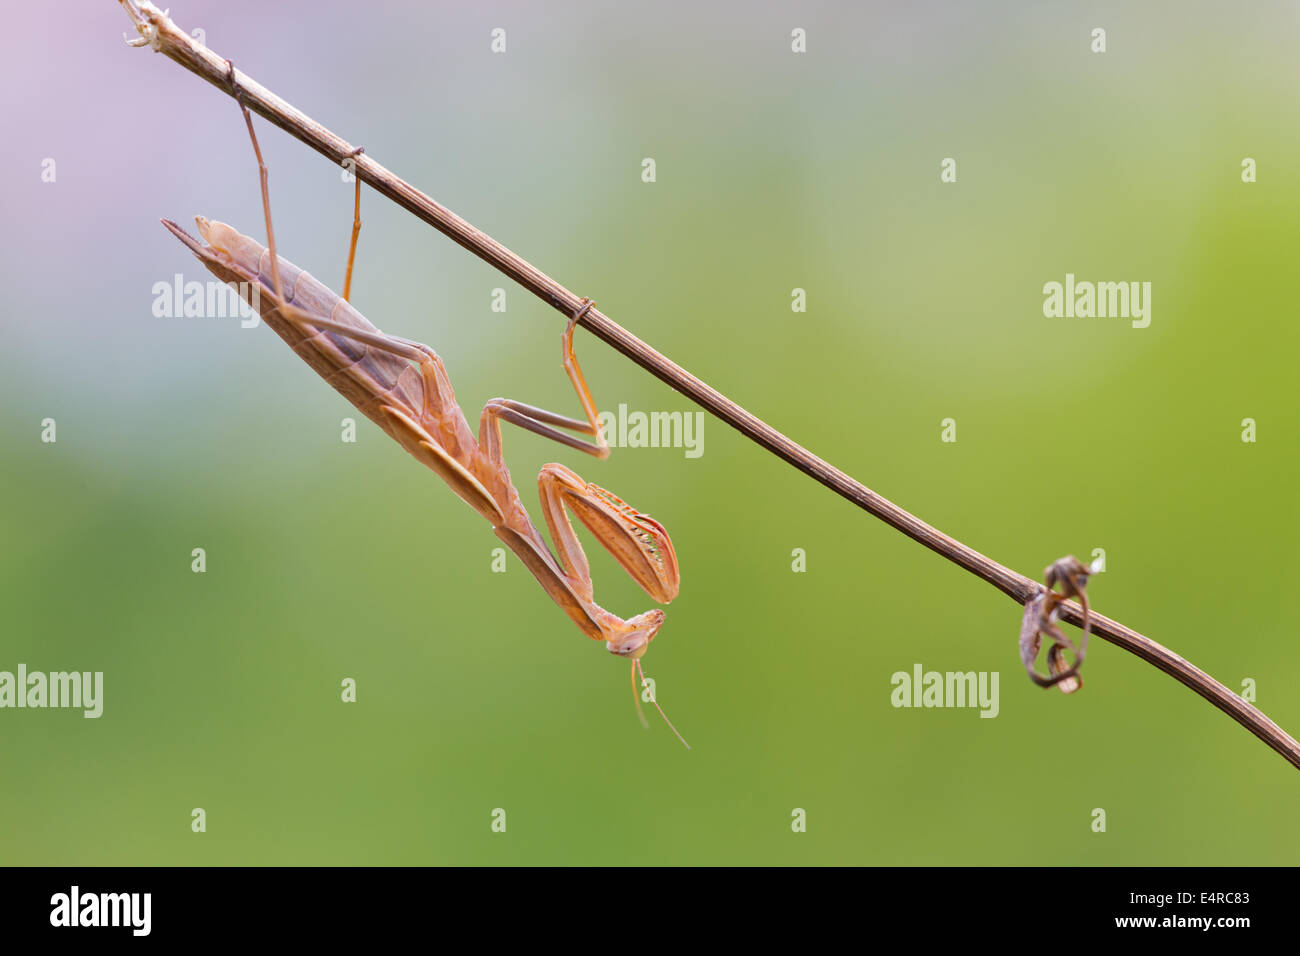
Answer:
[
  {"left": 535, "top": 462, "right": 679, "bottom": 606},
  {"left": 341, "top": 146, "right": 364, "bottom": 302},
  {"left": 478, "top": 301, "right": 610, "bottom": 464}
]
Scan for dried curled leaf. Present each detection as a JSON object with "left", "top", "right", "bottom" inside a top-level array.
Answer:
[
  {"left": 1019, "top": 555, "right": 1093, "bottom": 693},
  {"left": 1019, "top": 594, "right": 1045, "bottom": 676},
  {"left": 1047, "top": 643, "right": 1082, "bottom": 695}
]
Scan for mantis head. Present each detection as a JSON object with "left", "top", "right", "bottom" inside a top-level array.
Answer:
[{"left": 604, "top": 609, "right": 665, "bottom": 660}]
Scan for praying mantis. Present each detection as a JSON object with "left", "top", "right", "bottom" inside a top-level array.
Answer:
[{"left": 161, "top": 63, "right": 688, "bottom": 745}]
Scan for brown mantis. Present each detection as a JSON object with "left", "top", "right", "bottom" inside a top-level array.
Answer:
[{"left": 162, "top": 63, "right": 688, "bottom": 746}]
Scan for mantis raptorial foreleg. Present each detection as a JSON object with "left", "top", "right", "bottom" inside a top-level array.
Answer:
[{"left": 537, "top": 462, "right": 679, "bottom": 600}]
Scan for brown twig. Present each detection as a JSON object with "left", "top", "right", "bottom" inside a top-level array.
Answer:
[{"left": 118, "top": 0, "right": 1300, "bottom": 771}]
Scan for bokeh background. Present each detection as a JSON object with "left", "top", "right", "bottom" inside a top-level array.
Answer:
[{"left": 2, "top": 1, "right": 1298, "bottom": 865}]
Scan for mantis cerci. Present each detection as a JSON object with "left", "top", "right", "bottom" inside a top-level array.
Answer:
[{"left": 161, "top": 64, "right": 689, "bottom": 747}]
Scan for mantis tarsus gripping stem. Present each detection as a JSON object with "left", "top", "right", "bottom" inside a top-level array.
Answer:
[{"left": 342, "top": 146, "right": 364, "bottom": 301}]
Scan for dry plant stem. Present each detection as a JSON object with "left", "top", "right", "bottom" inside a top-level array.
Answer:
[{"left": 119, "top": 1, "right": 1300, "bottom": 772}]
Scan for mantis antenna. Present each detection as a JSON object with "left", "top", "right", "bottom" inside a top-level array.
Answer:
[
  {"left": 636, "top": 659, "right": 691, "bottom": 750},
  {"left": 631, "top": 662, "right": 649, "bottom": 729}
]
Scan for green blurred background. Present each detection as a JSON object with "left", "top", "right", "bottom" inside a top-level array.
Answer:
[{"left": 2, "top": 1, "right": 1298, "bottom": 864}]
